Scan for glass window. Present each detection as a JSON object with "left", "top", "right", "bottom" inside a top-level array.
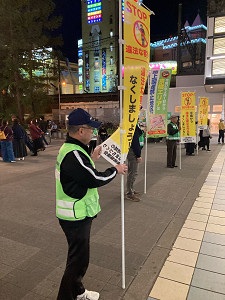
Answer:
[
  {"left": 213, "top": 105, "right": 222, "bottom": 112},
  {"left": 183, "top": 61, "right": 192, "bottom": 67},
  {"left": 212, "top": 59, "right": 225, "bottom": 75},
  {"left": 94, "top": 58, "right": 100, "bottom": 70},
  {"left": 94, "top": 72, "right": 100, "bottom": 83},
  {"left": 94, "top": 86, "right": 100, "bottom": 93},
  {"left": 110, "top": 30, "right": 113, "bottom": 38},
  {"left": 215, "top": 16, "right": 225, "bottom": 34},
  {"left": 110, "top": 43, "right": 113, "bottom": 52},
  {"left": 94, "top": 47, "right": 100, "bottom": 57},
  {"left": 110, "top": 56, "right": 113, "bottom": 65},
  {"left": 213, "top": 38, "right": 225, "bottom": 55}
]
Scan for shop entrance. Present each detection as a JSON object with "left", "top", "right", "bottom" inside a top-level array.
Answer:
[{"left": 209, "top": 113, "right": 221, "bottom": 134}]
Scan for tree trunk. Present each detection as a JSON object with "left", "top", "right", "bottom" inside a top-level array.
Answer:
[{"left": 14, "top": 71, "right": 24, "bottom": 122}]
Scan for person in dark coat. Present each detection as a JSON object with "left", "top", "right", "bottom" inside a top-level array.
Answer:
[
  {"left": 202, "top": 119, "right": 211, "bottom": 152},
  {"left": 39, "top": 116, "right": 48, "bottom": 146},
  {"left": 98, "top": 125, "right": 108, "bottom": 143},
  {"left": 12, "top": 119, "right": 27, "bottom": 160},
  {"left": 29, "top": 120, "right": 44, "bottom": 156},
  {"left": 126, "top": 124, "right": 143, "bottom": 202}
]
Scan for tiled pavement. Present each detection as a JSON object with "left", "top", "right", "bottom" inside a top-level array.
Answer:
[
  {"left": 1, "top": 139, "right": 224, "bottom": 300},
  {"left": 148, "top": 147, "right": 225, "bottom": 300}
]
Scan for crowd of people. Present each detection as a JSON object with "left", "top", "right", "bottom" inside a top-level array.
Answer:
[
  {"left": 0, "top": 116, "right": 55, "bottom": 162},
  {"left": 167, "top": 115, "right": 225, "bottom": 168}
]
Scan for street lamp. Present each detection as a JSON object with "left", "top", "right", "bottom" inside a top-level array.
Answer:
[{"left": 58, "top": 81, "right": 66, "bottom": 125}]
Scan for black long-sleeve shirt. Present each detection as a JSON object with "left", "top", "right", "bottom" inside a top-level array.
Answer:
[
  {"left": 60, "top": 136, "right": 118, "bottom": 200},
  {"left": 130, "top": 125, "right": 142, "bottom": 158}
]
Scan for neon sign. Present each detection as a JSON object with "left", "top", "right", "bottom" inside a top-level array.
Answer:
[
  {"left": 102, "top": 49, "right": 106, "bottom": 90},
  {"left": 149, "top": 61, "right": 177, "bottom": 75},
  {"left": 87, "top": 0, "right": 102, "bottom": 24}
]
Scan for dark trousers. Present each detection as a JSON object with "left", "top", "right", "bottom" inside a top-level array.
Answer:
[
  {"left": 167, "top": 140, "right": 177, "bottom": 167},
  {"left": 57, "top": 219, "right": 92, "bottom": 300},
  {"left": 186, "top": 143, "right": 195, "bottom": 155},
  {"left": 218, "top": 130, "right": 224, "bottom": 143},
  {"left": 127, "top": 148, "right": 138, "bottom": 196},
  {"left": 202, "top": 137, "right": 210, "bottom": 150},
  {"left": 41, "top": 133, "right": 48, "bottom": 146},
  {"left": 33, "top": 138, "right": 44, "bottom": 155}
]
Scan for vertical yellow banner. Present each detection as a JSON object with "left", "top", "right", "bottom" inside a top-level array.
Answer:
[
  {"left": 100, "top": 1, "right": 151, "bottom": 166},
  {"left": 181, "top": 92, "right": 196, "bottom": 143},
  {"left": 198, "top": 97, "right": 209, "bottom": 129},
  {"left": 123, "top": 0, "right": 150, "bottom": 154}
]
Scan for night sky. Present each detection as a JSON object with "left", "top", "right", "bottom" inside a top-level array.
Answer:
[{"left": 53, "top": 0, "right": 207, "bottom": 62}]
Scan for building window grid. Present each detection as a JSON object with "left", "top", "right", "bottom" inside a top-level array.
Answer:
[{"left": 214, "top": 16, "right": 225, "bottom": 34}]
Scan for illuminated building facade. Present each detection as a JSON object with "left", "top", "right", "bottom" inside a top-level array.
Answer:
[
  {"left": 80, "top": 0, "right": 119, "bottom": 93},
  {"left": 80, "top": 0, "right": 143, "bottom": 94},
  {"left": 150, "top": 14, "right": 207, "bottom": 76},
  {"left": 205, "top": 0, "right": 225, "bottom": 93}
]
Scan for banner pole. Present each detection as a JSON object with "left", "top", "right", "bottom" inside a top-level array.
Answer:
[
  {"left": 118, "top": 0, "right": 125, "bottom": 290},
  {"left": 179, "top": 110, "right": 182, "bottom": 170},
  {"left": 197, "top": 97, "right": 200, "bottom": 155},
  {"left": 144, "top": 75, "right": 150, "bottom": 194},
  {"left": 144, "top": 109, "right": 148, "bottom": 194}
]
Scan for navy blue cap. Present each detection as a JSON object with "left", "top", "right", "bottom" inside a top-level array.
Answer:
[{"left": 68, "top": 108, "right": 101, "bottom": 128}]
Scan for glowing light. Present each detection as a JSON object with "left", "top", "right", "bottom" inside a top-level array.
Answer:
[{"left": 87, "top": 1, "right": 102, "bottom": 23}]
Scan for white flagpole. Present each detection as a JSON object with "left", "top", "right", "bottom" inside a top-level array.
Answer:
[
  {"left": 179, "top": 108, "right": 182, "bottom": 169},
  {"left": 144, "top": 75, "right": 150, "bottom": 194},
  {"left": 118, "top": 0, "right": 126, "bottom": 289},
  {"left": 144, "top": 109, "right": 148, "bottom": 194},
  {"left": 197, "top": 97, "right": 199, "bottom": 155}
]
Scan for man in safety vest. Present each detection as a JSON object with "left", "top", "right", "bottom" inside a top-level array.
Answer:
[
  {"left": 56, "top": 108, "right": 127, "bottom": 300},
  {"left": 167, "top": 114, "right": 180, "bottom": 168}
]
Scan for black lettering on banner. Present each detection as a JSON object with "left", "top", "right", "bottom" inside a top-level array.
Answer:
[
  {"left": 130, "top": 95, "right": 137, "bottom": 104},
  {"left": 129, "top": 114, "right": 135, "bottom": 122}
]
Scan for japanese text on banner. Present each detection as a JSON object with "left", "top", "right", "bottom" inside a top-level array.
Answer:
[
  {"left": 100, "top": 0, "right": 150, "bottom": 166},
  {"left": 181, "top": 92, "right": 196, "bottom": 143},
  {"left": 198, "top": 97, "right": 209, "bottom": 130},
  {"left": 147, "top": 69, "right": 172, "bottom": 138},
  {"left": 123, "top": 0, "right": 150, "bottom": 156}
]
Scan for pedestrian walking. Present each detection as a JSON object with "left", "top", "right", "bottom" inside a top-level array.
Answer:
[
  {"left": 12, "top": 119, "right": 27, "bottom": 160},
  {"left": 98, "top": 125, "right": 108, "bottom": 143},
  {"left": 0, "top": 120, "right": 16, "bottom": 163},
  {"left": 218, "top": 118, "right": 224, "bottom": 144},
  {"left": 29, "top": 120, "right": 44, "bottom": 156},
  {"left": 126, "top": 124, "right": 143, "bottom": 202},
  {"left": 39, "top": 116, "right": 49, "bottom": 146},
  {"left": 167, "top": 115, "right": 180, "bottom": 168},
  {"left": 56, "top": 108, "right": 127, "bottom": 300},
  {"left": 202, "top": 119, "right": 212, "bottom": 152}
]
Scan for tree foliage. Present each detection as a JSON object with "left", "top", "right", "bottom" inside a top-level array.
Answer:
[{"left": 0, "top": 0, "right": 62, "bottom": 121}]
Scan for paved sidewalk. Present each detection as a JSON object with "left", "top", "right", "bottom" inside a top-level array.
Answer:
[
  {"left": 0, "top": 139, "right": 223, "bottom": 300},
  {"left": 148, "top": 146, "right": 225, "bottom": 300}
]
